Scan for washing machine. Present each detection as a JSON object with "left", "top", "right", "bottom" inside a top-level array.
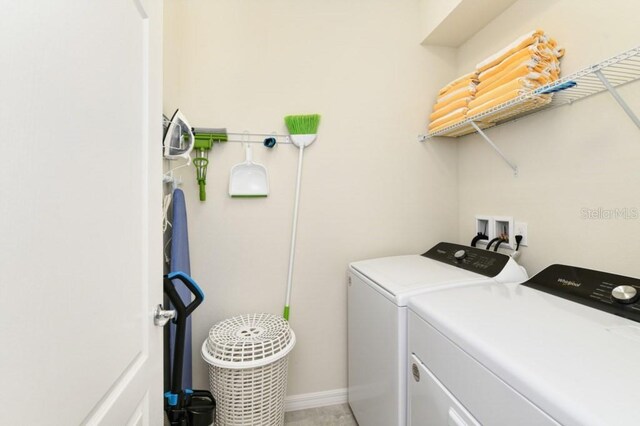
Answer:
[
  {"left": 347, "top": 242, "right": 527, "bottom": 426},
  {"left": 408, "top": 264, "right": 640, "bottom": 426}
]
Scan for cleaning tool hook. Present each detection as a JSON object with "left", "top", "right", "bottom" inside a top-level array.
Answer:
[
  {"left": 264, "top": 133, "right": 277, "bottom": 148},
  {"left": 163, "top": 171, "right": 182, "bottom": 191}
]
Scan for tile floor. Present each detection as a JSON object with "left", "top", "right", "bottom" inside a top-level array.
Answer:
[
  {"left": 284, "top": 403, "right": 358, "bottom": 425},
  {"left": 165, "top": 403, "right": 358, "bottom": 425}
]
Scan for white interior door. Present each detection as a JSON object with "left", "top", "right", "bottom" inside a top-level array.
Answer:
[{"left": 0, "top": 1, "right": 163, "bottom": 424}]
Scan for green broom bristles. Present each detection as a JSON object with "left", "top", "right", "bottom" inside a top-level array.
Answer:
[{"left": 284, "top": 114, "right": 321, "bottom": 135}]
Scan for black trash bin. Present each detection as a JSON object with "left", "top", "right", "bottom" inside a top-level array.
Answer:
[{"left": 186, "top": 390, "right": 215, "bottom": 426}]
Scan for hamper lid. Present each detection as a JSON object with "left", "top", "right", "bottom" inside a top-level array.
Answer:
[{"left": 201, "top": 313, "right": 296, "bottom": 369}]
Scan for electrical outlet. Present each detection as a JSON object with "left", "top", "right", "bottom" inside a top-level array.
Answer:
[{"left": 515, "top": 222, "right": 528, "bottom": 247}]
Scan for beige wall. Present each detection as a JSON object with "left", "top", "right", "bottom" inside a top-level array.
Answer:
[
  {"left": 455, "top": 0, "right": 640, "bottom": 277},
  {"left": 419, "top": 0, "right": 462, "bottom": 38},
  {"left": 163, "top": 0, "right": 459, "bottom": 395}
]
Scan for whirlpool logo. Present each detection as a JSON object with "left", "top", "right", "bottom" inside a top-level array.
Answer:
[{"left": 558, "top": 278, "right": 581, "bottom": 287}]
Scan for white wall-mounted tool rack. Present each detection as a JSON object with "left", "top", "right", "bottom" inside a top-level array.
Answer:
[{"left": 192, "top": 128, "right": 292, "bottom": 145}]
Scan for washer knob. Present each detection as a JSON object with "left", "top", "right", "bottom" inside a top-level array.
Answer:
[
  {"left": 611, "top": 285, "right": 639, "bottom": 304},
  {"left": 454, "top": 250, "right": 466, "bottom": 261}
]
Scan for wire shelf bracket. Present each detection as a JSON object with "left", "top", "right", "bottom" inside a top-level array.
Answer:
[
  {"left": 469, "top": 121, "right": 518, "bottom": 176},
  {"left": 594, "top": 70, "right": 640, "bottom": 129}
]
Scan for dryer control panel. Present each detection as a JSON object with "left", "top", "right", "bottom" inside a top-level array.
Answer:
[
  {"left": 421, "top": 242, "right": 509, "bottom": 278},
  {"left": 522, "top": 264, "right": 640, "bottom": 323}
]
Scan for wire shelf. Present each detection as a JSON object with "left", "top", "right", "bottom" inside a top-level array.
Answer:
[{"left": 424, "top": 45, "right": 640, "bottom": 139}]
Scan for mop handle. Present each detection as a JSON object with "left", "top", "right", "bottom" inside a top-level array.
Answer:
[{"left": 284, "top": 145, "right": 305, "bottom": 320}]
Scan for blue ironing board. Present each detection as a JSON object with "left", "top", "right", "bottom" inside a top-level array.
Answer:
[{"left": 169, "top": 188, "right": 193, "bottom": 389}]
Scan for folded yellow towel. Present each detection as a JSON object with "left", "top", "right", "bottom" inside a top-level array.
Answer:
[
  {"left": 531, "top": 59, "right": 556, "bottom": 73},
  {"left": 467, "top": 90, "right": 550, "bottom": 118},
  {"left": 429, "top": 114, "right": 467, "bottom": 133},
  {"left": 437, "top": 71, "right": 479, "bottom": 96},
  {"left": 478, "top": 43, "right": 557, "bottom": 82},
  {"left": 478, "top": 68, "right": 522, "bottom": 93},
  {"left": 445, "top": 79, "right": 477, "bottom": 96},
  {"left": 469, "top": 90, "right": 529, "bottom": 115},
  {"left": 478, "top": 57, "right": 540, "bottom": 85},
  {"left": 430, "top": 98, "right": 471, "bottom": 121},
  {"left": 478, "top": 63, "right": 550, "bottom": 93},
  {"left": 433, "top": 88, "right": 475, "bottom": 111},
  {"left": 436, "top": 84, "right": 477, "bottom": 103},
  {"left": 428, "top": 107, "right": 467, "bottom": 131},
  {"left": 479, "top": 51, "right": 559, "bottom": 90},
  {"left": 481, "top": 71, "right": 551, "bottom": 95},
  {"left": 479, "top": 47, "right": 538, "bottom": 82},
  {"left": 469, "top": 78, "right": 542, "bottom": 109},
  {"left": 476, "top": 29, "right": 545, "bottom": 73}
]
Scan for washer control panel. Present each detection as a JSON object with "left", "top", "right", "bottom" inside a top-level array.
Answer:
[
  {"left": 422, "top": 242, "right": 509, "bottom": 278},
  {"left": 521, "top": 264, "right": 640, "bottom": 322}
]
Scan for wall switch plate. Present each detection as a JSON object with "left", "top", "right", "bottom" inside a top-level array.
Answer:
[{"left": 515, "top": 222, "right": 528, "bottom": 247}]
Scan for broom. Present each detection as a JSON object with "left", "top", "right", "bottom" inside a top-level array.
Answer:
[{"left": 283, "top": 114, "right": 321, "bottom": 320}]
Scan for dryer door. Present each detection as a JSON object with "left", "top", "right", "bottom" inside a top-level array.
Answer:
[{"left": 409, "top": 354, "right": 479, "bottom": 426}]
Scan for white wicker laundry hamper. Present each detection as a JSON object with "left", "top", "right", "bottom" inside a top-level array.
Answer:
[{"left": 201, "top": 313, "right": 296, "bottom": 426}]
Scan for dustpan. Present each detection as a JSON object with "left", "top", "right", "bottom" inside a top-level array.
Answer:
[{"left": 228, "top": 144, "right": 269, "bottom": 197}]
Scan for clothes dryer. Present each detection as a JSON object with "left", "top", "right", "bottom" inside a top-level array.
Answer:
[{"left": 408, "top": 264, "right": 640, "bottom": 426}]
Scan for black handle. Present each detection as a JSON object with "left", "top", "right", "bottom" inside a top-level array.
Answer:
[
  {"left": 163, "top": 271, "right": 205, "bottom": 397},
  {"left": 164, "top": 271, "right": 205, "bottom": 318}
]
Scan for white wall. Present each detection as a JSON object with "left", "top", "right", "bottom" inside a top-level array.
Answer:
[
  {"left": 163, "top": 0, "right": 458, "bottom": 396},
  {"left": 455, "top": 0, "right": 640, "bottom": 276}
]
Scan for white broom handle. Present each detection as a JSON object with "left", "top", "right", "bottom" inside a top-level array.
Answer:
[{"left": 285, "top": 144, "right": 305, "bottom": 308}]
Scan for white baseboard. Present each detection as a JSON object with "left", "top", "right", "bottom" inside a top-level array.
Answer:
[{"left": 285, "top": 388, "right": 348, "bottom": 412}]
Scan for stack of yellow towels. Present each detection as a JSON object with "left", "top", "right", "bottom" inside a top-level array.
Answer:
[
  {"left": 427, "top": 30, "right": 564, "bottom": 136},
  {"left": 468, "top": 29, "right": 565, "bottom": 120},
  {"left": 428, "top": 72, "right": 479, "bottom": 133}
]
